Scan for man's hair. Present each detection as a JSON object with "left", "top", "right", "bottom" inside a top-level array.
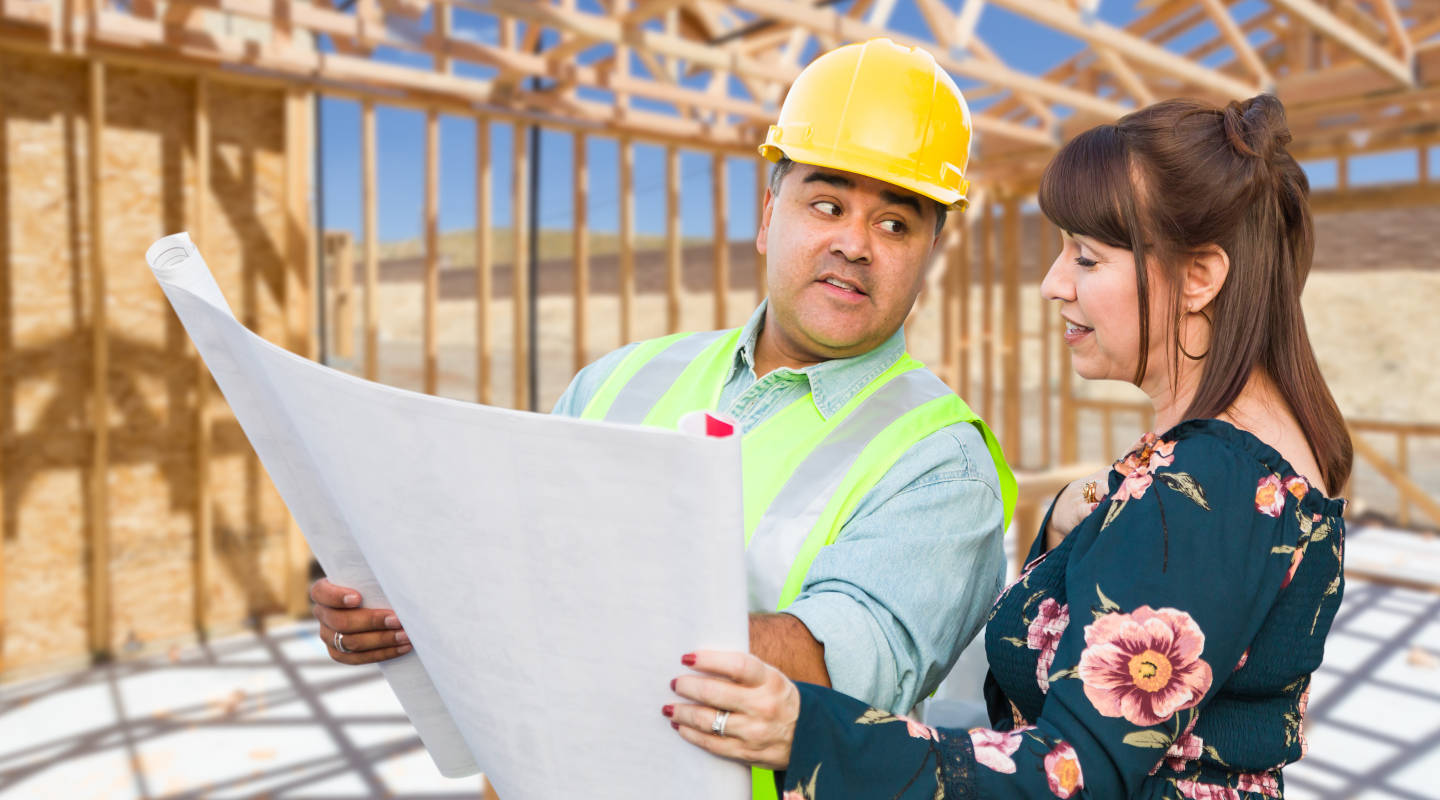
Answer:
[{"left": 768, "top": 157, "right": 949, "bottom": 236}]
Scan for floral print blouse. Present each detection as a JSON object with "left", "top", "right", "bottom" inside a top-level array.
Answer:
[{"left": 780, "top": 419, "right": 1345, "bottom": 799}]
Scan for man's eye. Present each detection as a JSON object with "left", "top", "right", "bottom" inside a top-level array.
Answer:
[
  {"left": 814, "top": 201, "right": 841, "bottom": 216},
  {"left": 879, "top": 219, "right": 907, "bottom": 234}
]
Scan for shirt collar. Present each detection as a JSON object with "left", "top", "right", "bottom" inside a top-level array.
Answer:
[{"left": 729, "top": 299, "right": 908, "bottom": 419}]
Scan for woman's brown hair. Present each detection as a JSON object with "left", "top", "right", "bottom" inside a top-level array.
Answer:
[{"left": 1037, "top": 94, "right": 1353, "bottom": 492}]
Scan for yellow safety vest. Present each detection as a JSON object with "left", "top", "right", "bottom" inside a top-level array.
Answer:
[{"left": 581, "top": 328, "right": 1015, "bottom": 798}]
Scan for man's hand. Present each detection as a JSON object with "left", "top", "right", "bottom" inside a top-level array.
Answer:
[{"left": 310, "top": 578, "right": 412, "bottom": 665}]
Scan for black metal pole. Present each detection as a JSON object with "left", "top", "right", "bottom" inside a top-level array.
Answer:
[{"left": 527, "top": 61, "right": 542, "bottom": 410}]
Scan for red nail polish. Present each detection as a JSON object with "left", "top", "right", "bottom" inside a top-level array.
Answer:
[
  {"left": 681, "top": 653, "right": 696, "bottom": 666},
  {"left": 662, "top": 705, "right": 674, "bottom": 717},
  {"left": 670, "top": 721, "right": 679, "bottom": 730},
  {"left": 670, "top": 678, "right": 677, "bottom": 691}
]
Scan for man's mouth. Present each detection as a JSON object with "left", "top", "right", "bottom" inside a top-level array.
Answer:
[{"left": 820, "top": 277, "right": 866, "bottom": 296}]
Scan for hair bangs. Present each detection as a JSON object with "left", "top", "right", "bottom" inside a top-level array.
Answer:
[{"left": 1038, "top": 125, "right": 1137, "bottom": 251}]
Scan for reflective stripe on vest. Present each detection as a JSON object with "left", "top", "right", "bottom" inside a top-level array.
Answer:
[
  {"left": 601, "top": 329, "right": 730, "bottom": 424},
  {"left": 744, "top": 367, "right": 952, "bottom": 611}
]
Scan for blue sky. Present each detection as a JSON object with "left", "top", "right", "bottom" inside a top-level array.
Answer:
[{"left": 316, "top": 1, "right": 1431, "bottom": 245}]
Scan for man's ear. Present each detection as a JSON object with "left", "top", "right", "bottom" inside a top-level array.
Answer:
[
  {"left": 1185, "top": 244, "right": 1230, "bottom": 312},
  {"left": 755, "top": 187, "right": 775, "bottom": 256}
]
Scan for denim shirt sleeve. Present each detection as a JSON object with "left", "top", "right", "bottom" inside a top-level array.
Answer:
[
  {"left": 783, "top": 419, "right": 1007, "bottom": 714},
  {"left": 548, "top": 342, "right": 641, "bottom": 417}
]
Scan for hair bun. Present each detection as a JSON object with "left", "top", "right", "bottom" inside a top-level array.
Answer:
[{"left": 1222, "top": 94, "right": 1292, "bottom": 161}]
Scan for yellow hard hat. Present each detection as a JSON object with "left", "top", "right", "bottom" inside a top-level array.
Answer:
[{"left": 759, "top": 38, "right": 973, "bottom": 210}]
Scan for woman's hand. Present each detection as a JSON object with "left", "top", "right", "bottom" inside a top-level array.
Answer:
[
  {"left": 1045, "top": 467, "right": 1111, "bottom": 550},
  {"left": 665, "top": 650, "right": 799, "bottom": 771}
]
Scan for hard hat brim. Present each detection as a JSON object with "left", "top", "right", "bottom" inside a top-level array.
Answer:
[{"left": 759, "top": 142, "right": 970, "bottom": 212}]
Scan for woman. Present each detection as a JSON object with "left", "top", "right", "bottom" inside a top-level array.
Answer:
[{"left": 663, "top": 94, "right": 1351, "bottom": 799}]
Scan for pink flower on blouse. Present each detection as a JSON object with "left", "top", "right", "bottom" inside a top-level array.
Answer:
[
  {"left": 1234, "top": 649, "right": 1250, "bottom": 671},
  {"left": 1297, "top": 685, "right": 1311, "bottom": 758},
  {"left": 1027, "top": 599, "right": 1070, "bottom": 693},
  {"left": 1284, "top": 476, "right": 1309, "bottom": 501},
  {"left": 1255, "top": 475, "right": 1286, "bottom": 517},
  {"left": 1077, "top": 606, "right": 1214, "bottom": 727},
  {"left": 1112, "top": 471, "right": 1154, "bottom": 503},
  {"left": 1174, "top": 779, "right": 1241, "bottom": 800},
  {"left": 1109, "top": 434, "right": 1178, "bottom": 504},
  {"left": 1282, "top": 546, "right": 1304, "bottom": 589},
  {"left": 1235, "top": 771, "right": 1281, "bottom": 798},
  {"left": 894, "top": 713, "right": 939, "bottom": 741},
  {"left": 1043, "top": 741, "right": 1084, "bottom": 798},
  {"left": 1163, "top": 718, "right": 1204, "bottom": 772},
  {"left": 969, "top": 727, "right": 1031, "bottom": 774}
]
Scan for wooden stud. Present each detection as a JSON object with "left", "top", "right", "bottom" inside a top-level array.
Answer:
[
  {"left": 573, "top": 132, "right": 590, "bottom": 373},
  {"left": 1039, "top": 216, "right": 1052, "bottom": 468},
  {"left": 362, "top": 100, "right": 380, "bottom": 382},
  {"left": 665, "top": 145, "right": 682, "bottom": 334},
  {"left": 940, "top": 226, "right": 958, "bottom": 390},
  {"left": 476, "top": 117, "right": 493, "bottom": 404},
  {"left": 424, "top": 109, "right": 439, "bottom": 395},
  {"left": 958, "top": 207, "right": 972, "bottom": 400},
  {"left": 980, "top": 200, "right": 995, "bottom": 422},
  {"left": 193, "top": 75, "right": 213, "bottom": 635},
  {"left": 1420, "top": 144, "right": 1431, "bottom": 186},
  {"left": 1000, "top": 194, "right": 1021, "bottom": 463},
  {"left": 87, "top": 58, "right": 111, "bottom": 657},
  {"left": 755, "top": 157, "right": 767, "bottom": 305},
  {"left": 619, "top": 136, "right": 636, "bottom": 345},
  {"left": 1391, "top": 431, "right": 1411, "bottom": 527},
  {"left": 1058, "top": 224, "right": 1076, "bottom": 464},
  {"left": 332, "top": 232, "right": 355, "bottom": 359},
  {"left": 512, "top": 122, "right": 531, "bottom": 410},
  {"left": 712, "top": 152, "right": 728, "bottom": 328},
  {"left": 284, "top": 89, "right": 315, "bottom": 617},
  {"left": 1337, "top": 149, "right": 1349, "bottom": 192}
]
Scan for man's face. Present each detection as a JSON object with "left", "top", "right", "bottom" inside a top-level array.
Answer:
[{"left": 756, "top": 163, "right": 941, "bottom": 364}]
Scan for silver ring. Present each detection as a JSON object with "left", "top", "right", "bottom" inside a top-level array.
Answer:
[
  {"left": 333, "top": 630, "right": 350, "bottom": 654},
  {"left": 711, "top": 710, "right": 730, "bottom": 737}
]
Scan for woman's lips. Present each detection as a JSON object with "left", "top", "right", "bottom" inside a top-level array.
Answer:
[{"left": 1063, "top": 319, "right": 1093, "bottom": 345}]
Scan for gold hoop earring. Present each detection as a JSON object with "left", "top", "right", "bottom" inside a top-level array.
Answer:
[{"left": 1178, "top": 308, "right": 1212, "bottom": 360}]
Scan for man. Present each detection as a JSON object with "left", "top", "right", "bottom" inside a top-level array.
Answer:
[{"left": 311, "top": 37, "right": 1015, "bottom": 795}]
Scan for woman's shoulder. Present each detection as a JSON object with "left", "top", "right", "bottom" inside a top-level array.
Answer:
[{"left": 1149, "top": 418, "right": 1346, "bottom": 519}]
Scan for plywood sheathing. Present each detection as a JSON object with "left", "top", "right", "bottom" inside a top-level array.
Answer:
[{"left": 0, "top": 53, "right": 296, "bottom": 674}]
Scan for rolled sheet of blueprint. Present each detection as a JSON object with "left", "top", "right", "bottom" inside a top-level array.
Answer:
[{"left": 146, "top": 233, "right": 750, "bottom": 799}]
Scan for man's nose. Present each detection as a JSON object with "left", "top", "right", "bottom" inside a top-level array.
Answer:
[{"left": 829, "top": 217, "right": 873, "bottom": 264}]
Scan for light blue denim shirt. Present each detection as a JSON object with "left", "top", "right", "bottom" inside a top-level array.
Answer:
[{"left": 552, "top": 301, "right": 1006, "bottom": 713}]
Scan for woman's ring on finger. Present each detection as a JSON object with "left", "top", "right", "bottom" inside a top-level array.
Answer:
[
  {"left": 1081, "top": 480, "right": 1099, "bottom": 504},
  {"left": 711, "top": 710, "right": 730, "bottom": 737},
  {"left": 334, "top": 630, "right": 351, "bottom": 654}
]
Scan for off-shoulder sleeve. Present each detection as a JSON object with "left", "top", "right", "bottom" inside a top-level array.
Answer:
[{"left": 781, "top": 430, "right": 1309, "bottom": 798}]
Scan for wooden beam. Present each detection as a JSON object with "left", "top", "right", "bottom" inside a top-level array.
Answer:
[
  {"left": 87, "top": 59, "right": 111, "bottom": 657},
  {"left": 619, "top": 136, "right": 636, "bottom": 344},
  {"left": 712, "top": 152, "right": 728, "bottom": 328},
  {"left": 424, "top": 109, "right": 439, "bottom": 395},
  {"left": 666, "top": 145, "right": 682, "bottom": 334},
  {"left": 1351, "top": 430, "right": 1440, "bottom": 528},
  {"left": 362, "top": 100, "right": 380, "bottom": 382},
  {"left": 1372, "top": 0, "right": 1415, "bottom": 65},
  {"left": 434, "top": 0, "right": 451, "bottom": 73},
  {"left": 1272, "top": 0, "right": 1415, "bottom": 87},
  {"left": 1001, "top": 194, "right": 1021, "bottom": 462},
  {"left": 980, "top": 200, "right": 995, "bottom": 421},
  {"left": 1198, "top": 0, "right": 1275, "bottom": 88},
  {"left": 573, "top": 132, "right": 590, "bottom": 373},
  {"left": 953, "top": 0, "right": 986, "bottom": 50},
  {"left": 723, "top": 0, "right": 1133, "bottom": 120},
  {"left": 193, "top": 75, "right": 212, "bottom": 636},
  {"left": 986, "top": 0, "right": 1260, "bottom": 100},
  {"left": 476, "top": 117, "right": 493, "bottom": 404},
  {"left": 512, "top": 123, "right": 530, "bottom": 410},
  {"left": 958, "top": 208, "right": 972, "bottom": 399},
  {"left": 1038, "top": 217, "right": 1053, "bottom": 467},
  {"left": 1094, "top": 46, "right": 1156, "bottom": 106}
]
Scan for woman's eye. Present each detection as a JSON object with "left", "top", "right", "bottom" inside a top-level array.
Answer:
[
  {"left": 879, "top": 219, "right": 907, "bottom": 234},
  {"left": 814, "top": 201, "right": 841, "bottom": 216},
  {"left": 1075, "top": 256, "right": 1098, "bottom": 268}
]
